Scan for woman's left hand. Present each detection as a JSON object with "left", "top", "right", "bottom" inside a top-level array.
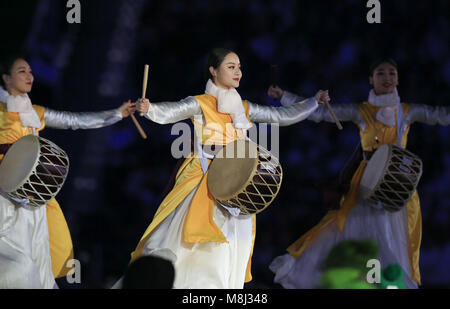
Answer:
[{"left": 119, "top": 100, "right": 137, "bottom": 118}]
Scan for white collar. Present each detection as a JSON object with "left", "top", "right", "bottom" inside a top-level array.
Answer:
[
  {"left": 368, "top": 89, "right": 401, "bottom": 127},
  {"left": 5, "top": 90, "right": 41, "bottom": 129},
  {"left": 204, "top": 79, "right": 251, "bottom": 129}
]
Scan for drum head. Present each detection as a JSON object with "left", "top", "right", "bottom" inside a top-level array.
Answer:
[
  {"left": 208, "top": 140, "right": 258, "bottom": 200},
  {"left": 0, "top": 135, "right": 40, "bottom": 193},
  {"left": 360, "top": 144, "right": 391, "bottom": 199}
]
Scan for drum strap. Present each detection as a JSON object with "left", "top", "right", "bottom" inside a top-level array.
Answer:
[
  {"left": 195, "top": 139, "right": 241, "bottom": 217},
  {"left": 396, "top": 104, "right": 405, "bottom": 147},
  {"left": 194, "top": 139, "right": 214, "bottom": 173},
  {"left": 371, "top": 104, "right": 405, "bottom": 149},
  {"left": 195, "top": 129, "right": 250, "bottom": 217},
  {"left": 363, "top": 151, "right": 374, "bottom": 161}
]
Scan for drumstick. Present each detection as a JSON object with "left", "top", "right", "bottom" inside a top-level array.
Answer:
[
  {"left": 324, "top": 101, "right": 343, "bottom": 130},
  {"left": 140, "top": 64, "right": 149, "bottom": 116},
  {"left": 128, "top": 100, "right": 147, "bottom": 139}
]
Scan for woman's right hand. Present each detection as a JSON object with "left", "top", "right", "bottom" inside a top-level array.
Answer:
[
  {"left": 314, "top": 90, "right": 330, "bottom": 105},
  {"left": 136, "top": 98, "right": 150, "bottom": 114},
  {"left": 267, "top": 85, "right": 284, "bottom": 99}
]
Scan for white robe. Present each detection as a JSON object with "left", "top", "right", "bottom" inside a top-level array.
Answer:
[{"left": 146, "top": 191, "right": 254, "bottom": 289}]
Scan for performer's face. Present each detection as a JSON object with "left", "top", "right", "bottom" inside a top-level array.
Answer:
[
  {"left": 2, "top": 59, "right": 34, "bottom": 96},
  {"left": 369, "top": 62, "right": 398, "bottom": 95},
  {"left": 210, "top": 52, "right": 242, "bottom": 90}
]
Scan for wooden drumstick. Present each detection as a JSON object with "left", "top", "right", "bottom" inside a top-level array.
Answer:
[
  {"left": 140, "top": 64, "right": 149, "bottom": 116},
  {"left": 128, "top": 100, "right": 147, "bottom": 139},
  {"left": 324, "top": 101, "right": 343, "bottom": 130}
]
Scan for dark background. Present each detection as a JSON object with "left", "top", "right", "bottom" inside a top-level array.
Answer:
[{"left": 0, "top": 0, "right": 449, "bottom": 288}]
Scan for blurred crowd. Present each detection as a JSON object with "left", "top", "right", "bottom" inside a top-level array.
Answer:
[{"left": 2, "top": 0, "right": 449, "bottom": 288}]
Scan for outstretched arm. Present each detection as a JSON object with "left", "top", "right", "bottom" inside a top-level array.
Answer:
[
  {"left": 44, "top": 101, "right": 135, "bottom": 130},
  {"left": 45, "top": 108, "right": 123, "bottom": 130},
  {"left": 406, "top": 104, "right": 450, "bottom": 126},
  {"left": 307, "top": 103, "right": 362, "bottom": 125},
  {"left": 136, "top": 96, "right": 202, "bottom": 124},
  {"left": 270, "top": 88, "right": 362, "bottom": 125},
  {"left": 248, "top": 97, "right": 319, "bottom": 126}
]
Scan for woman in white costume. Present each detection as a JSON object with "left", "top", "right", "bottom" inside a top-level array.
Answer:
[
  {"left": 0, "top": 55, "right": 136, "bottom": 288},
  {"left": 119, "top": 48, "right": 329, "bottom": 289},
  {"left": 268, "top": 58, "right": 450, "bottom": 289}
]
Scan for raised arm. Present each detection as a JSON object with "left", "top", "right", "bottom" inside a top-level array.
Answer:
[
  {"left": 248, "top": 97, "right": 319, "bottom": 126},
  {"left": 406, "top": 104, "right": 450, "bottom": 126},
  {"left": 142, "top": 96, "right": 202, "bottom": 125}
]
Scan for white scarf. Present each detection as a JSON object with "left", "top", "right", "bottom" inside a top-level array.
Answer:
[
  {"left": 204, "top": 79, "right": 251, "bottom": 129},
  {"left": 368, "top": 88, "right": 401, "bottom": 127},
  {"left": 6, "top": 92, "right": 41, "bottom": 129}
]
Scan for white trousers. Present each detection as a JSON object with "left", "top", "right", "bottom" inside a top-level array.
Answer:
[{"left": 0, "top": 194, "right": 56, "bottom": 289}]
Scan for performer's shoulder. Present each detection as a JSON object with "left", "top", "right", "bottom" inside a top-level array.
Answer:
[
  {"left": 32, "top": 104, "right": 46, "bottom": 117},
  {"left": 358, "top": 101, "right": 375, "bottom": 110},
  {"left": 400, "top": 102, "right": 411, "bottom": 114},
  {"left": 194, "top": 93, "right": 211, "bottom": 99},
  {"left": 401, "top": 102, "right": 410, "bottom": 108},
  {"left": 193, "top": 93, "right": 216, "bottom": 104},
  {"left": 0, "top": 102, "right": 45, "bottom": 116}
]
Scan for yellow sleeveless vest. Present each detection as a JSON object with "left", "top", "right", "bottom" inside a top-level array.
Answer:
[
  {"left": 193, "top": 94, "right": 251, "bottom": 145},
  {"left": 358, "top": 101, "right": 411, "bottom": 151}
]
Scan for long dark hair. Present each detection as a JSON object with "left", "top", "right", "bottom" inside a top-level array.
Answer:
[
  {"left": 0, "top": 54, "right": 27, "bottom": 89},
  {"left": 205, "top": 48, "right": 235, "bottom": 82},
  {"left": 369, "top": 57, "right": 398, "bottom": 76}
]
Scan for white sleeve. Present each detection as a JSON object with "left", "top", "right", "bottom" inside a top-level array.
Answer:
[
  {"left": 248, "top": 97, "right": 319, "bottom": 126},
  {"left": 280, "top": 90, "right": 363, "bottom": 126},
  {"left": 44, "top": 108, "right": 123, "bottom": 130},
  {"left": 145, "top": 96, "right": 202, "bottom": 124},
  {"left": 280, "top": 90, "right": 306, "bottom": 107},
  {"left": 307, "top": 103, "right": 363, "bottom": 125},
  {"left": 405, "top": 104, "right": 450, "bottom": 126}
]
